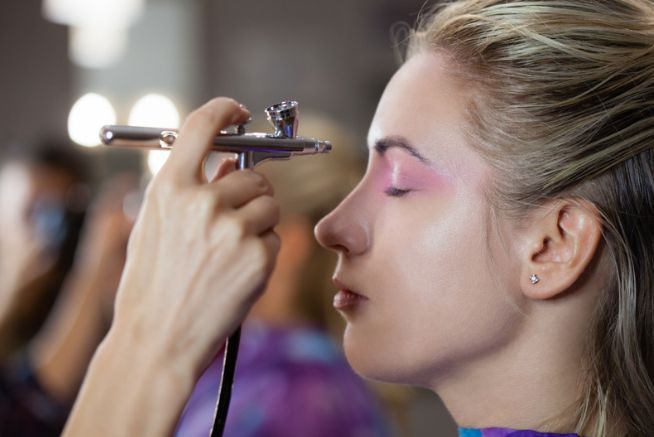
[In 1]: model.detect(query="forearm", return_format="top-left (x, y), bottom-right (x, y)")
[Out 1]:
top-left (0, 268), bottom-right (29, 361)
top-left (30, 266), bottom-right (108, 402)
top-left (63, 323), bottom-right (196, 437)
top-left (0, 266), bottom-right (21, 330)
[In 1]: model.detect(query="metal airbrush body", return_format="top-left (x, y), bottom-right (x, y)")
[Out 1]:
top-left (99, 100), bottom-right (330, 437)
top-left (99, 100), bottom-right (331, 168)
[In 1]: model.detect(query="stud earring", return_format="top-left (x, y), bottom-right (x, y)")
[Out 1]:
top-left (530, 274), bottom-right (540, 285)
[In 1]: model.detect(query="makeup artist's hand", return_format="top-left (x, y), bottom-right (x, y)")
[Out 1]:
top-left (114, 98), bottom-right (280, 372)
top-left (64, 98), bottom-right (281, 437)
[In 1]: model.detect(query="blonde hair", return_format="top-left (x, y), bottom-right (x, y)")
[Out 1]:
top-left (408, 1), bottom-right (654, 435)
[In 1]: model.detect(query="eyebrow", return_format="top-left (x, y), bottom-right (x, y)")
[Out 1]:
top-left (374, 136), bottom-right (432, 165)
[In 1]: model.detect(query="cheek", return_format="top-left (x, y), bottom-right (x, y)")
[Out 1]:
top-left (345, 191), bottom-right (524, 385)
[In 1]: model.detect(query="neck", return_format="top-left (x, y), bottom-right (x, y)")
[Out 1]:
top-left (432, 293), bottom-right (597, 432)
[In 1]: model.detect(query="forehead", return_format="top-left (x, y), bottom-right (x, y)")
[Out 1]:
top-left (368, 52), bottom-right (469, 150)
top-left (367, 52), bottom-right (487, 182)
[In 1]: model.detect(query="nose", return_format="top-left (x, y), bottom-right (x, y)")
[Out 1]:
top-left (314, 188), bottom-right (369, 257)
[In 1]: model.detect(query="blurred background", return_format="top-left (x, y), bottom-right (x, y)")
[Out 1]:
top-left (0, 0), bottom-right (458, 435)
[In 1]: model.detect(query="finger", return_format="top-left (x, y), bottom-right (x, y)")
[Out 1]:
top-left (209, 170), bottom-right (274, 209)
top-left (209, 157), bottom-right (237, 183)
top-left (234, 195), bottom-right (280, 235)
top-left (164, 98), bottom-right (251, 183)
top-left (260, 230), bottom-right (281, 275)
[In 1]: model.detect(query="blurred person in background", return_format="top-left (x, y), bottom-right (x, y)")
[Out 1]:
top-left (0, 142), bottom-right (89, 360)
top-left (0, 142), bottom-right (136, 435)
top-left (175, 116), bottom-right (391, 437)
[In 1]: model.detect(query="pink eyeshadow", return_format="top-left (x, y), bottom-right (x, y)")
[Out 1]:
top-left (377, 150), bottom-right (453, 193)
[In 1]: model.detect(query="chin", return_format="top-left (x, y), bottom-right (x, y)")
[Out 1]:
top-left (342, 325), bottom-right (428, 386)
top-left (342, 323), bottom-right (467, 389)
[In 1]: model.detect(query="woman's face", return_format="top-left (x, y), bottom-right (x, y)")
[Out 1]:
top-left (315, 52), bottom-right (525, 387)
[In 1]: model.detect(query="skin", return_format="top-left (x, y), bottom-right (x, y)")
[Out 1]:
top-left (315, 52), bottom-right (605, 431)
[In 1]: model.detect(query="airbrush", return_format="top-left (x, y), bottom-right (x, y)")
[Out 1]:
top-left (99, 100), bottom-right (331, 437)
top-left (100, 100), bottom-right (331, 167)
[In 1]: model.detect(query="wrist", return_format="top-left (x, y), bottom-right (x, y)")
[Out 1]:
top-left (65, 323), bottom-right (196, 437)
top-left (112, 274), bottom-right (228, 377)
top-left (70, 255), bottom-right (107, 285)
top-left (99, 321), bottom-right (197, 405)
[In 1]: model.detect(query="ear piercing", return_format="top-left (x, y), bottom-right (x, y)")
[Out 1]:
top-left (530, 274), bottom-right (540, 285)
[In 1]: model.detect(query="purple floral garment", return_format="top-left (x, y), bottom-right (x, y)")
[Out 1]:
top-left (175, 322), bottom-right (390, 437)
top-left (459, 427), bottom-right (580, 437)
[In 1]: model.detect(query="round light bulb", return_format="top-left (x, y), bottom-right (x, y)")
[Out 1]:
top-left (129, 94), bottom-right (181, 176)
top-left (43, 0), bottom-right (144, 27)
top-left (129, 94), bottom-right (180, 128)
top-left (69, 25), bottom-right (128, 69)
top-left (68, 93), bottom-right (116, 148)
top-left (147, 150), bottom-right (170, 176)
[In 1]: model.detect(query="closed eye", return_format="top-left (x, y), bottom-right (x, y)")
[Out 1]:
top-left (384, 187), bottom-right (412, 197)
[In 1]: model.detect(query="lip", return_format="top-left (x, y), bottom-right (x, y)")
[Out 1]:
top-left (331, 277), bottom-right (368, 310)
top-left (333, 290), bottom-right (366, 310)
top-left (332, 277), bottom-right (366, 297)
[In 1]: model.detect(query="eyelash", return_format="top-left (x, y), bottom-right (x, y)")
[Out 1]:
top-left (384, 187), bottom-right (412, 197)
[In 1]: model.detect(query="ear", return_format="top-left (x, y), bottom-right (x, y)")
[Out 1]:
top-left (518, 199), bottom-right (602, 300)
